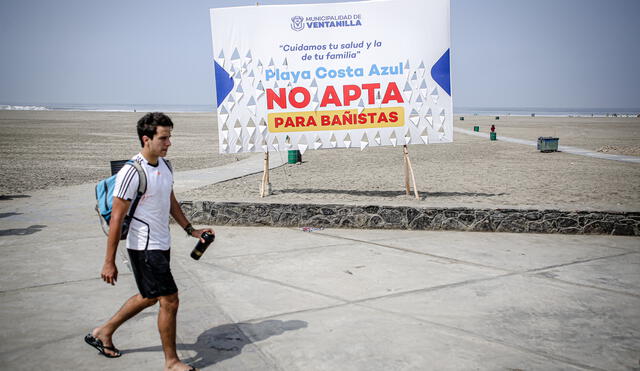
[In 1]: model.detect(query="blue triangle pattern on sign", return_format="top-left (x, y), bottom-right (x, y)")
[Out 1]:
top-left (215, 61), bottom-right (234, 106)
top-left (430, 49), bottom-right (450, 96)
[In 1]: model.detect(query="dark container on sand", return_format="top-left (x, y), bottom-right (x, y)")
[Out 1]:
top-left (288, 150), bottom-right (302, 164)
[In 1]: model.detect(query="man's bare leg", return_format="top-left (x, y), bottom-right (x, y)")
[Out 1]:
top-left (92, 294), bottom-right (158, 356)
top-left (158, 293), bottom-right (194, 371)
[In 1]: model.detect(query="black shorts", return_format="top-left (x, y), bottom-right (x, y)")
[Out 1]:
top-left (127, 249), bottom-right (178, 299)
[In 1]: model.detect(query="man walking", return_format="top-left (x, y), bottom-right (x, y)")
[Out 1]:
top-left (85, 112), bottom-right (212, 371)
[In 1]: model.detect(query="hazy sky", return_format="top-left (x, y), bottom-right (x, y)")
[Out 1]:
top-left (1, 0), bottom-right (639, 109)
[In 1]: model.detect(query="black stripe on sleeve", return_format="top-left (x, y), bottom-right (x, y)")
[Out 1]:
top-left (116, 165), bottom-right (138, 199)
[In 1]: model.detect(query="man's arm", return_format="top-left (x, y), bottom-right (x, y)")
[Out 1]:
top-left (102, 196), bottom-right (130, 285)
top-left (170, 190), bottom-right (213, 241)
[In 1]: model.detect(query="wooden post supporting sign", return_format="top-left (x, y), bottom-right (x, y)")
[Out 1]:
top-left (403, 145), bottom-right (420, 199)
top-left (260, 151), bottom-right (270, 197)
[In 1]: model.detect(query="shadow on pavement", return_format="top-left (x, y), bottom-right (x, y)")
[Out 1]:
top-left (123, 319), bottom-right (307, 368)
top-left (0, 224), bottom-right (47, 236)
top-left (0, 212), bottom-right (22, 219)
top-left (0, 195), bottom-right (31, 201)
top-left (278, 188), bottom-right (506, 198)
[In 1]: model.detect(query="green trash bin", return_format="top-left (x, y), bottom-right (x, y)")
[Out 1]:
top-left (288, 150), bottom-right (302, 164)
top-left (537, 137), bottom-right (559, 152)
top-left (473, 126), bottom-right (479, 132)
top-left (490, 132), bottom-right (497, 141)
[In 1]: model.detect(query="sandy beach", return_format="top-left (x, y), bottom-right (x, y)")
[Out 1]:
top-left (1, 111), bottom-right (638, 212)
top-left (181, 114), bottom-right (640, 212)
top-left (0, 110), bottom-right (251, 194)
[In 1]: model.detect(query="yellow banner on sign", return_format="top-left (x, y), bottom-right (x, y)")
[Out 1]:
top-left (268, 107), bottom-right (405, 133)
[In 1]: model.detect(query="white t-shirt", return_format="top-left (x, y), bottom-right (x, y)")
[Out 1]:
top-left (113, 153), bottom-right (174, 251)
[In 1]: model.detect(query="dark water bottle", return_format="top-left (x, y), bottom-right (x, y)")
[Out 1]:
top-left (190, 232), bottom-right (215, 260)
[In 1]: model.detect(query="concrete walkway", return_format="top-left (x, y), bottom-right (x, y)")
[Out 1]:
top-left (1, 163), bottom-right (639, 370)
top-left (173, 152), bottom-right (287, 193)
top-left (454, 127), bottom-right (640, 164)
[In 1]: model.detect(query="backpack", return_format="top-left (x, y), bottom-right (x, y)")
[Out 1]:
top-left (95, 160), bottom-right (147, 240)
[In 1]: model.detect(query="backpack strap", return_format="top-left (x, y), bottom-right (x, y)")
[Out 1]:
top-left (131, 161), bottom-right (147, 194)
top-left (126, 160), bottom-right (147, 218)
top-left (162, 158), bottom-right (173, 173)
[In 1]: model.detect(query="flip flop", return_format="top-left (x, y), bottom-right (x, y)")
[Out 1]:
top-left (84, 333), bottom-right (122, 358)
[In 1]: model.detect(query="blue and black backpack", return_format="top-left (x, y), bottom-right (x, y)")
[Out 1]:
top-left (95, 161), bottom-right (147, 240)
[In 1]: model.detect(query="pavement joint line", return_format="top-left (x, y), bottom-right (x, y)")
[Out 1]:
top-left (314, 232), bottom-right (513, 273)
top-left (526, 273), bottom-right (640, 299)
top-left (0, 274), bottom-right (132, 295)
top-left (196, 249), bottom-right (518, 310)
top-left (587, 244), bottom-right (640, 253)
top-left (356, 303), bottom-right (610, 371)
top-left (190, 249), bottom-right (639, 326)
top-left (520, 251), bottom-right (637, 276)
top-left (174, 256), bottom-right (284, 371)
top-left (0, 309), bottom-right (161, 360)
top-left (317, 232), bottom-right (640, 288)
top-left (203, 266), bottom-right (516, 324)
top-left (237, 302), bottom-right (356, 325)
top-left (0, 234), bottom-right (110, 249)
top-left (0, 266), bottom-right (613, 371)
top-left (352, 250), bottom-right (636, 303)
top-left (0, 330), bottom-right (83, 359)
top-left (194, 259), bottom-right (351, 304)
top-left (238, 281), bottom-right (609, 371)
top-left (208, 241), bottom-right (356, 261)
top-left (194, 240), bottom-right (637, 320)
top-left (349, 272), bottom-right (519, 306)
top-left (199, 259), bottom-right (511, 326)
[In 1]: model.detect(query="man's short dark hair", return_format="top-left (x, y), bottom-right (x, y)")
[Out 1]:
top-left (137, 112), bottom-right (174, 147)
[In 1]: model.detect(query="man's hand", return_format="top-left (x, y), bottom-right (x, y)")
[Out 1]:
top-left (191, 228), bottom-right (214, 243)
top-left (101, 261), bottom-right (118, 285)
top-left (103, 196), bottom-right (129, 286)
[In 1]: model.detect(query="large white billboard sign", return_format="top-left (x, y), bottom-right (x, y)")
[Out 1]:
top-left (210, 0), bottom-right (452, 154)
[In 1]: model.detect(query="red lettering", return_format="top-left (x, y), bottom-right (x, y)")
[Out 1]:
top-left (382, 82), bottom-right (403, 104)
top-left (290, 87), bottom-right (310, 109)
top-left (342, 85), bottom-right (361, 106)
top-left (267, 88), bottom-right (287, 109)
top-left (362, 83), bottom-right (380, 105)
top-left (378, 112), bottom-right (388, 123)
top-left (389, 111), bottom-right (398, 122)
top-left (331, 115), bottom-right (342, 125)
top-left (307, 116), bottom-right (317, 126)
top-left (321, 86), bottom-right (342, 107)
top-left (274, 117), bottom-right (284, 128)
top-left (321, 115), bottom-right (331, 125)
top-left (295, 116), bottom-right (305, 127)
top-left (284, 117), bottom-right (295, 127)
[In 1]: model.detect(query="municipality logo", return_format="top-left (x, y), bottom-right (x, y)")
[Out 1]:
top-left (290, 14), bottom-right (363, 31)
top-left (291, 16), bottom-right (304, 31)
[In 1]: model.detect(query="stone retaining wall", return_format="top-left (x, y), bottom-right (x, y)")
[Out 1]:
top-left (180, 201), bottom-right (640, 236)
